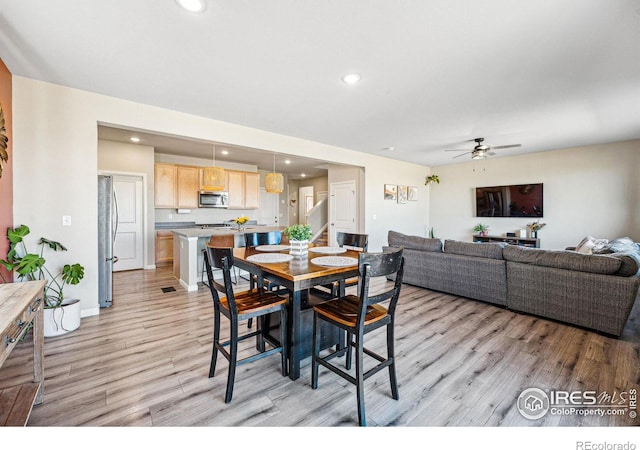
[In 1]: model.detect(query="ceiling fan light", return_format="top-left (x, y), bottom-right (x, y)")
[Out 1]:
top-left (472, 151), bottom-right (485, 160)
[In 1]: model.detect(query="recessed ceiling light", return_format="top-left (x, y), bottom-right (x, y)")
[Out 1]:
top-left (175, 0), bottom-right (206, 13)
top-left (342, 73), bottom-right (361, 85)
top-left (301, 173), bottom-right (306, 178)
top-left (382, 146), bottom-right (395, 151)
top-left (220, 149), bottom-right (229, 155)
top-left (284, 159), bottom-right (291, 164)
top-left (130, 137), bottom-right (141, 143)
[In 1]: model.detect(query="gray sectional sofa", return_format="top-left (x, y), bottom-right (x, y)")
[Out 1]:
top-left (385, 230), bottom-right (640, 336)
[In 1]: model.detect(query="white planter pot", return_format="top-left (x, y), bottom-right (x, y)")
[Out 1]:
top-left (44, 299), bottom-right (81, 337)
top-left (289, 239), bottom-right (309, 256)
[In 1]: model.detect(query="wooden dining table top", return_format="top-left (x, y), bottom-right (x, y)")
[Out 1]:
top-left (232, 245), bottom-right (361, 282)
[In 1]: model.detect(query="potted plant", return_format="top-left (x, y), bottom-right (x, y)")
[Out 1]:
top-left (425, 174), bottom-right (440, 185)
top-left (473, 223), bottom-right (490, 236)
top-left (283, 224), bottom-right (312, 256)
top-left (0, 225), bottom-right (85, 337)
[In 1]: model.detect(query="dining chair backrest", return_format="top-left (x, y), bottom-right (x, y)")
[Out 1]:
top-left (208, 233), bottom-right (235, 248)
top-left (204, 245), bottom-right (239, 315)
top-left (244, 231), bottom-right (283, 247)
top-left (355, 248), bottom-right (404, 326)
top-left (336, 232), bottom-right (369, 252)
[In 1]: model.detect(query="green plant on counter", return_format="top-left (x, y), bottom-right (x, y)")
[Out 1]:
top-left (283, 224), bottom-right (312, 242)
top-left (428, 227), bottom-right (436, 239)
top-left (0, 225), bottom-right (85, 308)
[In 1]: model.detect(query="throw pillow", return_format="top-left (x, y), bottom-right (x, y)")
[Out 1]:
top-left (593, 237), bottom-right (636, 255)
top-left (575, 235), bottom-right (609, 254)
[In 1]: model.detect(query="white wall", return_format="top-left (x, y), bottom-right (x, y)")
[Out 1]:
top-left (429, 140), bottom-right (640, 249)
top-left (12, 77), bottom-right (429, 317)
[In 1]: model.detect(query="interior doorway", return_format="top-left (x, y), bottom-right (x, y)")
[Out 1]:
top-left (329, 180), bottom-right (357, 246)
top-left (111, 174), bottom-right (144, 271)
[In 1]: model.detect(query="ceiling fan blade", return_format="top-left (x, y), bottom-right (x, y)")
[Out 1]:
top-left (444, 149), bottom-right (468, 152)
top-left (452, 152), bottom-right (471, 159)
top-left (487, 151), bottom-right (496, 156)
top-left (492, 144), bottom-right (521, 150)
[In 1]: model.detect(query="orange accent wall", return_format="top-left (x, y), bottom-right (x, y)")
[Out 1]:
top-left (0, 58), bottom-right (13, 282)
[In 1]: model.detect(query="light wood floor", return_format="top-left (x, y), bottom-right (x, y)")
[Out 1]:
top-left (1, 265), bottom-right (638, 427)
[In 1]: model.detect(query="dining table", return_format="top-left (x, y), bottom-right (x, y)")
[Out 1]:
top-left (232, 244), bottom-right (362, 380)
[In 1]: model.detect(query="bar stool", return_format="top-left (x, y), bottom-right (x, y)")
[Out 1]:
top-left (311, 248), bottom-right (405, 426)
top-left (204, 245), bottom-right (288, 403)
top-left (201, 234), bottom-right (237, 287)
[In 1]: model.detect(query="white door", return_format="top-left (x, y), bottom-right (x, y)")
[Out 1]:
top-left (329, 180), bottom-right (357, 246)
top-left (258, 188), bottom-right (279, 227)
top-left (113, 175), bottom-right (144, 271)
top-left (299, 186), bottom-right (314, 224)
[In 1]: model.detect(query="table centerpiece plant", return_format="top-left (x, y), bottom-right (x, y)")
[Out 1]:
top-left (283, 224), bottom-right (312, 256)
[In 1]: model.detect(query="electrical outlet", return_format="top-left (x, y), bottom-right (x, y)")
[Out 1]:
top-left (62, 215), bottom-right (72, 226)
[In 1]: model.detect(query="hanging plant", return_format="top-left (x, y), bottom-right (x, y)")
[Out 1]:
top-left (425, 174), bottom-right (440, 185)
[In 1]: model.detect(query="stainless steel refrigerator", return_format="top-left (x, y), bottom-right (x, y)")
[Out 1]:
top-left (98, 175), bottom-right (119, 308)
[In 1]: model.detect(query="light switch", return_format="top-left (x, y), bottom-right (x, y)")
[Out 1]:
top-left (62, 215), bottom-right (72, 226)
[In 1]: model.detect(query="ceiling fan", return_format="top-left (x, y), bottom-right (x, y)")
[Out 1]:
top-left (444, 137), bottom-right (521, 160)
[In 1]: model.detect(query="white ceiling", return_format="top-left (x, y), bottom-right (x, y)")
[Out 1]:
top-left (1, 0), bottom-right (639, 169)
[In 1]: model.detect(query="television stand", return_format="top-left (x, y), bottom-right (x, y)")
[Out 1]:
top-left (473, 234), bottom-right (539, 248)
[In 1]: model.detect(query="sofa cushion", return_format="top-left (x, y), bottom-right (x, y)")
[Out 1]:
top-left (444, 239), bottom-right (504, 260)
top-left (503, 245), bottom-right (621, 275)
top-left (387, 230), bottom-right (442, 252)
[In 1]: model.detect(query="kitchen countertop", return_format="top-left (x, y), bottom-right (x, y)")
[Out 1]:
top-left (171, 226), bottom-right (282, 239)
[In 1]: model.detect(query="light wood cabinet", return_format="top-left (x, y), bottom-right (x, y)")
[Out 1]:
top-left (155, 231), bottom-right (174, 264)
top-left (177, 166), bottom-right (198, 208)
top-left (154, 163), bottom-right (177, 208)
top-left (154, 163), bottom-right (199, 209)
top-left (227, 170), bottom-right (259, 209)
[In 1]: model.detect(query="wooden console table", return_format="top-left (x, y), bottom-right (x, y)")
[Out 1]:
top-left (0, 281), bottom-right (46, 426)
top-left (473, 234), bottom-right (539, 248)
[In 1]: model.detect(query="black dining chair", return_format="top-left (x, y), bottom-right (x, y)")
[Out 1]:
top-left (243, 230), bottom-right (288, 315)
top-left (243, 231), bottom-right (283, 248)
top-left (311, 247), bottom-right (404, 426)
top-left (204, 245), bottom-right (288, 403)
top-left (313, 232), bottom-right (369, 299)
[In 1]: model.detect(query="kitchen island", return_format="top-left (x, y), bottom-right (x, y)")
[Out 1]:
top-left (172, 226), bottom-right (284, 291)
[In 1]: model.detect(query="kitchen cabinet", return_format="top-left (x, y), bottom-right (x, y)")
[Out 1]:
top-left (154, 163), bottom-right (199, 209)
top-left (227, 170), bottom-right (259, 209)
top-left (155, 231), bottom-right (174, 264)
top-left (154, 163), bottom-right (177, 208)
top-left (177, 166), bottom-right (198, 208)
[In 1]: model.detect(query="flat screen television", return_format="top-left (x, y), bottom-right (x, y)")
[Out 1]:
top-left (475, 183), bottom-right (543, 217)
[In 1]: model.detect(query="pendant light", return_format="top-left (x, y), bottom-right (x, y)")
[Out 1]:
top-left (265, 153), bottom-right (284, 194)
top-left (201, 144), bottom-right (225, 191)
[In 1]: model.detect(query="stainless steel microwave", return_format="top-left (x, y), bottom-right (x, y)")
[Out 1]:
top-left (198, 191), bottom-right (228, 208)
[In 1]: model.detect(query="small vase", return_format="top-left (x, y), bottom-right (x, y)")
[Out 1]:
top-left (289, 239), bottom-right (309, 256)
